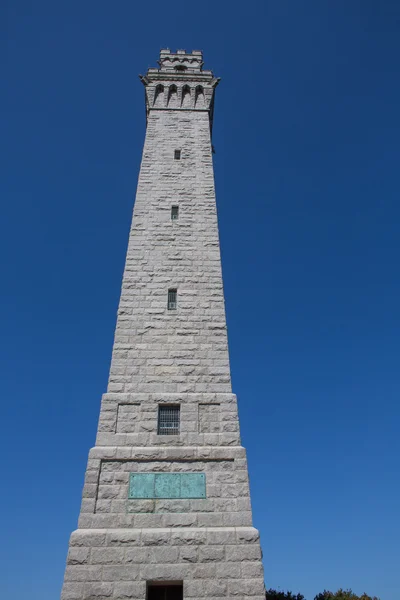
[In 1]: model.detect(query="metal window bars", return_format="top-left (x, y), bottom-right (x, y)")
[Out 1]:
top-left (168, 288), bottom-right (177, 310)
top-left (158, 405), bottom-right (180, 435)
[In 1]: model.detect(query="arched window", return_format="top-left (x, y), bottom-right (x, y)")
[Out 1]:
top-left (168, 84), bottom-right (178, 108)
top-left (195, 85), bottom-right (205, 108)
top-left (181, 85), bottom-right (191, 108)
top-left (153, 84), bottom-right (164, 107)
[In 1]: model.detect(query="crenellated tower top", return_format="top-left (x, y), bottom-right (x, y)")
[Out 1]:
top-left (158, 49), bottom-right (204, 73)
top-left (139, 49), bottom-right (220, 128)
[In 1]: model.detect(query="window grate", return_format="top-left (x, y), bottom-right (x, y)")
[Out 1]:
top-left (167, 288), bottom-right (177, 310)
top-left (171, 206), bottom-right (179, 221)
top-left (158, 405), bottom-right (180, 435)
top-left (174, 149), bottom-right (181, 160)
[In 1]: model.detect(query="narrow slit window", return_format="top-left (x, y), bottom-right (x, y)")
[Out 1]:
top-left (158, 405), bottom-right (180, 435)
top-left (168, 288), bottom-right (177, 310)
top-left (174, 149), bottom-right (181, 160)
top-left (171, 206), bottom-right (179, 221)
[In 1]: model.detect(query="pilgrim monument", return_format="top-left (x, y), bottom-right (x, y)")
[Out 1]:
top-left (61, 49), bottom-right (265, 600)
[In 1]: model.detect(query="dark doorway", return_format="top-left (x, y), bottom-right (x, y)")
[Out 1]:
top-left (147, 584), bottom-right (183, 600)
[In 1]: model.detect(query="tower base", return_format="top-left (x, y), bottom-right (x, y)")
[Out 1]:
top-left (61, 526), bottom-right (265, 599)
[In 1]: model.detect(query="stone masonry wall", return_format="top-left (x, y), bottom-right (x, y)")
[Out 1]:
top-left (61, 51), bottom-right (265, 600)
top-left (107, 110), bottom-right (231, 396)
top-left (76, 445), bottom-right (253, 531)
top-left (63, 527), bottom-right (264, 600)
top-left (96, 392), bottom-right (240, 447)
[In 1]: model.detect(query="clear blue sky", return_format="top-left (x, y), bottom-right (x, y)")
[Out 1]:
top-left (2, 2), bottom-right (400, 599)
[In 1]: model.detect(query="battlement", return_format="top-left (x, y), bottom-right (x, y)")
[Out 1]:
top-left (145, 48), bottom-right (213, 78)
top-left (158, 48), bottom-right (204, 73)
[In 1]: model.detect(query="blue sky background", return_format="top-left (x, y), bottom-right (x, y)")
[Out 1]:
top-left (2, 2), bottom-right (400, 599)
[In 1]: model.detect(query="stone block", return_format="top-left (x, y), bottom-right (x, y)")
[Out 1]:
top-left (192, 563), bottom-right (216, 578)
top-left (226, 511), bottom-right (253, 527)
top-left (124, 547), bottom-right (151, 564)
top-left (161, 513), bottom-right (197, 528)
top-left (242, 561), bottom-right (264, 578)
top-left (95, 500), bottom-right (112, 513)
top-left (140, 563), bottom-right (190, 581)
top-left (226, 544), bottom-right (262, 562)
top-left (197, 513), bottom-right (224, 527)
top-left (236, 527), bottom-right (260, 544)
top-left (67, 547), bottom-right (90, 565)
top-left (228, 578), bottom-right (265, 596)
top-left (102, 566), bottom-right (139, 582)
top-left (132, 513), bottom-right (164, 528)
top-left (206, 527), bottom-right (236, 545)
top-left (64, 566), bottom-right (102, 582)
top-left (179, 546), bottom-right (198, 563)
top-left (70, 530), bottom-right (106, 547)
top-left (170, 528), bottom-right (207, 546)
top-left (141, 528), bottom-right (171, 546)
top-left (204, 580), bottom-right (228, 597)
top-left (106, 530), bottom-right (141, 546)
top-left (113, 582), bottom-right (146, 599)
top-left (215, 561), bottom-right (242, 578)
top-left (198, 546), bottom-right (224, 562)
top-left (91, 548), bottom-right (125, 565)
top-left (83, 582), bottom-right (113, 598)
top-left (148, 546), bottom-right (179, 564)
top-left (61, 582), bottom-right (84, 600)
top-left (77, 514), bottom-right (93, 528)
top-left (82, 484), bottom-right (97, 499)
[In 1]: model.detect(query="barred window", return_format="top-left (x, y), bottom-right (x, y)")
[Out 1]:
top-left (174, 149), bottom-right (181, 160)
top-left (158, 405), bottom-right (180, 435)
top-left (171, 206), bottom-right (179, 221)
top-left (167, 288), bottom-right (177, 310)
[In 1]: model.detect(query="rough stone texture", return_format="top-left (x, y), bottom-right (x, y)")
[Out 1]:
top-left (64, 528), bottom-right (264, 599)
top-left (107, 108), bottom-right (230, 396)
top-left (61, 49), bottom-right (265, 599)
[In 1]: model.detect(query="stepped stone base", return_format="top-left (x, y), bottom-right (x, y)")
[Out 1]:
top-left (62, 527), bottom-right (265, 600)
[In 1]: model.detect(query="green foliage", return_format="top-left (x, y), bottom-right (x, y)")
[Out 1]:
top-left (314, 589), bottom-right (380, 600)
top-left (264, 587), bottom-right (380, 600)
top-left (265, 589), bottom-right (305, 600)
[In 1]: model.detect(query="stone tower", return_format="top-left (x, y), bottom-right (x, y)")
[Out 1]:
top-left (61, 49), bottom-right (265, 600)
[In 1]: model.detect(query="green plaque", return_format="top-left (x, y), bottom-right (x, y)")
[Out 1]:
top-left (129, 473), bottom-right (155, 498)
top-left (128, 472), bottom-right (206, 499)
top-left (155, 473), bottom-right (181, 498)
top-left (181, 473), bottom-right (206, 498)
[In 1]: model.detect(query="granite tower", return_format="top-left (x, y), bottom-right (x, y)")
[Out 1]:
top-left (61, 49), bottom-right (265, 600)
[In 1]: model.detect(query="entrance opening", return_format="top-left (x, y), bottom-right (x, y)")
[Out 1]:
top-left (147, 583), bottom-right (183, 600)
